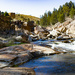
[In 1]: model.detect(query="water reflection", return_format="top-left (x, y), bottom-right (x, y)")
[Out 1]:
top-left (19, 54), bottom-right (75, 75)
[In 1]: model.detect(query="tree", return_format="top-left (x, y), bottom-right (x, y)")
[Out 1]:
top-left (63, 5), bottom-right (70, 17)
top-left (40, 15), bottom-right (44, 26)
top-left (65, 2), bottom-right (69, 7)
top-left (48, 11), bottom-right (51, 16)
top-left (70, 6), bottom-right (75, 19)
top-left (36, 20), bottom-right (40, 25)
top-left (4, 12), bottom-right (9, 16)
top-left (50, 9), bottom-right (58, 25)
top-left (40, 1), bottom-right (75, 26)
top-left (58, 6), bottom-right (63, 12)
top-left (69, 1), bottom-right (73, 9)
top-left (58, 13), bottom-right (65, 23)
top-left (1, 12), bottom-right (4, 15)
top-left (47, 11), bottom-right (51, 25)
top-left (44, 12), bottom-right (48, 25)
top-left (40, 13), bottom-right (48, 26)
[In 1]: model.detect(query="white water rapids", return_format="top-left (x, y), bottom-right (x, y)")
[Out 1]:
top-left (34, 40), bottom-right (75, 52)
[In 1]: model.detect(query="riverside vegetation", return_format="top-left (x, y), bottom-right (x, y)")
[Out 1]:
top-left (40, 1), bottom-right (75, 26)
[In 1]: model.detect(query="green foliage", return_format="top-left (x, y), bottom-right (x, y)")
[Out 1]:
top-left (63, 5), bottom-right (70, 16)
top-left (4, 12), bottom-right (9, 16)
top-left (36, 20), bottom-right (40, 25)
top-left (40, 1), bottom-right (75, 26)
top-left (40, 16), bottom-right (44, 26)
top-left (69, 1), bottom-right (73, 9)
top-left (58, 13), bottom-right (65, 23)
top-left (58, 6), bottom-right (63, 13)
top-left (40, 13), bottom-right (48, 26)
top-left (50, 9), bottom-right (58, 25)
top-left (40, 11), bottom-right (51, 26)
top-left (70, 6), bottom-right (75, 19)
top-left (13, 65), bottom-right (18, 67)
top-left (15, 14), bottom-right (40, 22)
top-left (1, 12), bottom-right (4, 15)
top-left (43, 13), bottom-right (48, 25)
top-left (47, 11), bottom-right (51, 25)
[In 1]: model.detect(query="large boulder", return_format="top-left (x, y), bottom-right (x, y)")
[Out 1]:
top-left (65, 20), bottom-right (75, 35)
top-left (67, 25), bottom-right (75, 34)
top-left (69, 34), bottom-right (75, 38)
top-left (21, 34), bottom-right (29, 42)
top-left (52, 18), bottom-right (73, 34)
top-left (14, 34), bottom-right (29, 43)
top-left (50, 30), bottom-right (61, 37)
top-left (0, 54), bottom-right (17, 68)
top-left (38, 32), bottom-right (49, 40)
top-left (15, 36), bottom-right (22, 40)
top-left (56, 35), bottom-right (72, 40)
top-left (58, 26), bottom-right (67, 33)
top-left (34, 26), bottom-right (50, 40)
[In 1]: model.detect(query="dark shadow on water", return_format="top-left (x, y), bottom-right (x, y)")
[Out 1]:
top-left (19, 54), bottom-right (75, 75)
top-left (34, 61), bottom-right (75, 75)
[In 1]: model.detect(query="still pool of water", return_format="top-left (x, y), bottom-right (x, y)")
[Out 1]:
top-left (19, 53), bottom-right (75, 75)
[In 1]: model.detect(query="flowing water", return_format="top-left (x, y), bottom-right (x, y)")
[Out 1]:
top-left (19, 53), bottom-right (75, 75)
top-left (19, 40), bottom-right (75, 75)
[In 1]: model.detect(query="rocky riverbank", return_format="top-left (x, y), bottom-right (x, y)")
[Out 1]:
top-left (0, 44), bottom-right (57, 68)
top-left (0, 42), bottom-right (67, 75)
top-left (0, 17), bottom-right (75, 75)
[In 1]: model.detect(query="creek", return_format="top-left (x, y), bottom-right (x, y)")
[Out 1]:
top-left (19, 40), bottom-right (75, 75)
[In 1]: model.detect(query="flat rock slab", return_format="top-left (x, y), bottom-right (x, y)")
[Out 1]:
top-left (14, 53), bottom-right (32, 65)
top-left (0, 54), bottom-right (17, 68)
top-left (0, 54), bottom-right (17, 62)
top-left (0, 67), bottom-right (35, 75)
top-left (32, 45), bottom-right (56, 54)
top-left (0, 44), bottom-right (56, 68)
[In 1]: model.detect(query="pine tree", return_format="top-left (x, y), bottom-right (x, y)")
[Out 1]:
top-left (44, 13), bottom-right (48, 25)
top-left (40, 15), bottom-right (45, 26)
top-left (69, 1), bottom-right (73, 9)
top-left (50, 9), bottom-right (58, 25)
top-left (63, 5), bottom-right (70, 17)
top-left (58, 13), bottom-right (65, 23)
top-left (70, 6), bottom-right (75, 19)
top-left (40, 13), bottom-right (48, 26)
top-left (40, 1), bottom-right (75, 26)
top-left (36, 20), bottom-right (40, 25)
top-left (47, 11), bottom-right (51, 25)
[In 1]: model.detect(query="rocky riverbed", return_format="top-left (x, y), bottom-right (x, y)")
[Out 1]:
top-left (19, 53), bottom-right (75, 75)
top-left (0, 42), bottom-right (59, 75)
top-left (0, 39), bottom-right (75, 75)
top-left (0, 44), bottom-right (57, 68)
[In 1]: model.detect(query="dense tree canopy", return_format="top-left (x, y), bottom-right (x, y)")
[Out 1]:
top-left (70, 6), bottom-right (75, 19)
top-left (40, 1), bottom-right (75, 26)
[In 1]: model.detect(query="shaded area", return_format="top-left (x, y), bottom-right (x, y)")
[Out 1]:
top-left (19, 54), bottom-right (75, 75)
